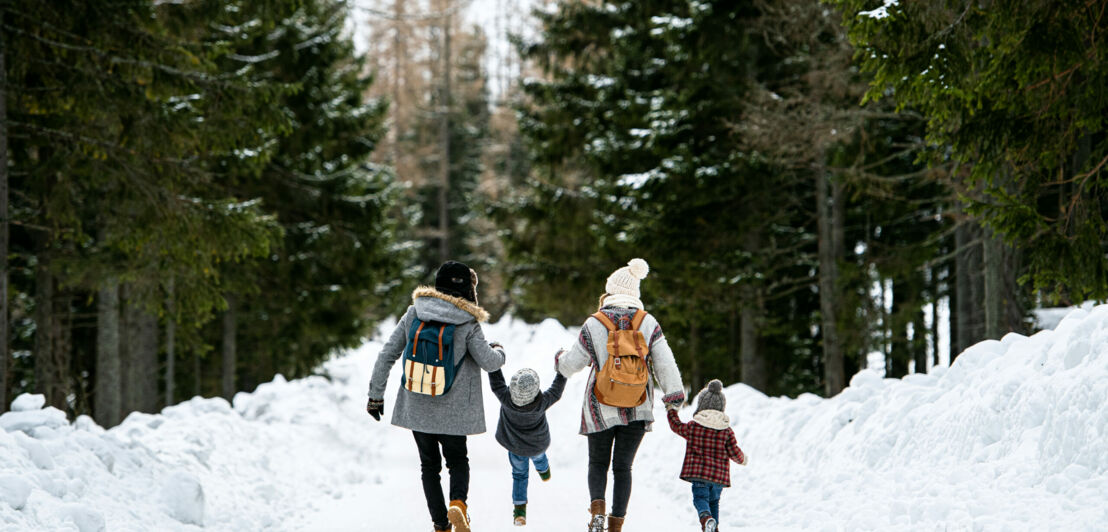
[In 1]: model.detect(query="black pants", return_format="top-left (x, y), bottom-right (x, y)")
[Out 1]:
top-left (587, 421), bottom-right (647, 518)
top-left (413, 431), bottom-right (469, 529)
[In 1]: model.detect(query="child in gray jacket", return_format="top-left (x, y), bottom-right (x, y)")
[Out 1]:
top-left (487, 366), bottom-right (567, 526)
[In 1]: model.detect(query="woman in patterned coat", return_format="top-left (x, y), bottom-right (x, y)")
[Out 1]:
top-left (555, 258), bottom-right (686, 532)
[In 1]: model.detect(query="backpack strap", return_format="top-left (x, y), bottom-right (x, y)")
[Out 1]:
top-left (407, 320), bottom-right (426, 392)
top-left (437, 324), bottom-right (446, 361)
top-left (591, 311), bottom-right (617, 331)
top-left (631, 310), bottom-right (648, 358)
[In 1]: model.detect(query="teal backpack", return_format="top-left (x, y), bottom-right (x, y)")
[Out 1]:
top-left (401, 318), bottom-right (462, 396)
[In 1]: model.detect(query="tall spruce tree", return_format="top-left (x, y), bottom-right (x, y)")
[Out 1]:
top-left (208, 0), bottom-right (411, 394)
top-left (830, 0), bottom-right (1108, 304)
top-left (510, 0), bottom-right (823, 393)
top-left (4, 0), bottom-right (287, 416)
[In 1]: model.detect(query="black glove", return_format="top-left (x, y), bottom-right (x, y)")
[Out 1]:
top-left (367, 398), bottom-right (385, 421)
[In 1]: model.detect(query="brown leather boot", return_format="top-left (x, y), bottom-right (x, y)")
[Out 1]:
top-left (587, 499), bottom-right (606, 532)
top-left (448, 499), bottom-right (470, 532)
top-left (608, 515), bottom-right (625, 532)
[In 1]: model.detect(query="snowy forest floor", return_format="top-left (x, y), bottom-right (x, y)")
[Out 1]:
top-left (2, 308), bottom-right (1108, 531)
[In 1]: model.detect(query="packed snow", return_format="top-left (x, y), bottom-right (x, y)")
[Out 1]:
top-left (2, 305), bottom-right (1107, 531)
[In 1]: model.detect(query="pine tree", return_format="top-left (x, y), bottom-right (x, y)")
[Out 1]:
top-left (511, 0), bottom-right (818, 393)
top-left (830, 0), bottom-right (1108, 303)
top-left (5, 0), bottom-right (289, 417)
top-left (207, 0), bottom-right (412, 393)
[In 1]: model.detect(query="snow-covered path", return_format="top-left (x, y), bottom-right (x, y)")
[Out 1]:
top-left (285, 318), bottom-right (696, 532)
top-left (2, 308), bottom-right (1108, 531)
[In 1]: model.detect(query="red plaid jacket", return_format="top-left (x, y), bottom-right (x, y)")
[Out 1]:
top-left (667, 409), bottom-right (745, 487)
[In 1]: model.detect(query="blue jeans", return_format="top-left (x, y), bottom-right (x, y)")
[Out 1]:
top-left (508, 451), bottom-right (550, 505)
top-left (691, 480), bottom-right (724, 522)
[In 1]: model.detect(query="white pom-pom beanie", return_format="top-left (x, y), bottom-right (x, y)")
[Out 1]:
top-left (602, 258), bottom-right (650, 309)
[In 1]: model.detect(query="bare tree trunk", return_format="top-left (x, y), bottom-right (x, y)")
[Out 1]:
top-left (912, 296), bottom-right (927, 373)
top-left (1004, 246), bottom-right (1024, 333)
top-left (165, 278), bottom-right (175, 406)
top-left (0, 18), bottom-right (9, 412)
top-left (193, 347), bottom-right (202, 398)
top-left (887, 279), bottom-right (909, 379)
top-left (727, 303), bottom-right (738, 383)
top-left (123, 291), bottom-right (158, 413)
top-left (817, 169), bottom-right (845, 396)
top-left (95, 279), bottom-right (121, 426)
top-left (983, 229), bottom-right (1004, 340)
top-left (120, 284), bottom-right (133, 414)
top-left (739, 287), bottom-right (767, 392)
top-left (34, 255), bottom-right (64, 409)
top-left (948, 260), bottom-right (958, 363)
top-left (930, 268), bottom-right (940, 368)
top-left (139, 309), bottom-right (158, 411)
top-left (221, 294), bottom-right (236, 400)
top-left (390, 0), bottom-right (406, 166)
top-left (954, 218), bottom-right (984, 358)
top-left (437, 7), bottom-right (453, 262)
top-left (56, 294), bottom-right (72, 406)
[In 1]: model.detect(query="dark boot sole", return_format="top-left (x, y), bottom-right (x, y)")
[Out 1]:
top-left (588, 515), bottom-right (605, 532)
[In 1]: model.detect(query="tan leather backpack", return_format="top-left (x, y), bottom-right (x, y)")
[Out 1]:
top-left (592, 310), bottom-right (650, 408)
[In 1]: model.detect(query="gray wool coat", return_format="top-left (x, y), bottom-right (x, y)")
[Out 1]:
top-left (367, 287), bottom-right (506, 436)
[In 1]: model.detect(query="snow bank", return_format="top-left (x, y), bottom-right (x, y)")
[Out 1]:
top-left (1, 306), bottom-right (1106, 531)
top-left (0, 339), bottom-right (390, 530)
top-left (638, 304), bottom-right (1108, 530)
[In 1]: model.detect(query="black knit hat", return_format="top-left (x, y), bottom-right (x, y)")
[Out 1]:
top-left (435, 261), bottom-right (478, 303)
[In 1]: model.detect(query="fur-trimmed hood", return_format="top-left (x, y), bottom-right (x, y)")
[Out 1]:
top-left (412, 286), bottom-right (490, 323)
top-left (692, 409), bottom-right (730, 430)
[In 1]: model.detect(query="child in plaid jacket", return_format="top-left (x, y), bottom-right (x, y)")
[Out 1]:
top-left (666, 379), bottom-right (746, 532)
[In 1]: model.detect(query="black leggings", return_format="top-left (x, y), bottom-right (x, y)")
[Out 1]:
top-left (587, 421), bottom-right (647, 518)
top-left (413, 431), bottom-right (469, 529)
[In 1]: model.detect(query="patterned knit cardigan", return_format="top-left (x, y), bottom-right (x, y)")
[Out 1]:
top-left (556, 306), bottom-right (686, 434)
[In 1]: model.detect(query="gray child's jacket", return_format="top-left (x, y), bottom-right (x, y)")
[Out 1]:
top-left (488, 369), bottom-right (567, 457)
top-left (367, 287), bottom-right (506, 436)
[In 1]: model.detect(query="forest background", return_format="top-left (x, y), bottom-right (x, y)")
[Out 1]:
top-left (2, 0), bottom-right (1105, 426)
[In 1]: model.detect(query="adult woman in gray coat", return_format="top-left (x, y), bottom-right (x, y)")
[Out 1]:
top-left (367, 261), bottom-right (506, 532)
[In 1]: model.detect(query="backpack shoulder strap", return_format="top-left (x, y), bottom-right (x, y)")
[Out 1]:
top-left (409, 318), bottom-right (426, 345)
top-left (591, 311), bottom-right (617, 331)
top-left (630, 310), bottom-right (647, 330)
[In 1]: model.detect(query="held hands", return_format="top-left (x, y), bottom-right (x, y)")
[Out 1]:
top-left (661, 392), bottom-right (686, 410)
top-left (489, 341), bottom-right (504, 352)
top-left (367, 398), bottom-right (385, 421)
top-left (554, 348), bottom-right (565, 369)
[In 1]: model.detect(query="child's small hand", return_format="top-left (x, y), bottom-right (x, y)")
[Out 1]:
top-left (554, 348), bottom-right (565, 367)
top-left (665, 403), bottom-right (679, 412)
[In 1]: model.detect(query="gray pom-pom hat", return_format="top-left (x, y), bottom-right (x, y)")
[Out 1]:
top-left (694, 379), bottom-right (726, 414)
top-left (510, 368), bottom-right (541, 406)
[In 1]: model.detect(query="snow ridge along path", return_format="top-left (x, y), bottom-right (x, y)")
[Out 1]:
top-left (2, 307), bottom-right (1107, 531)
